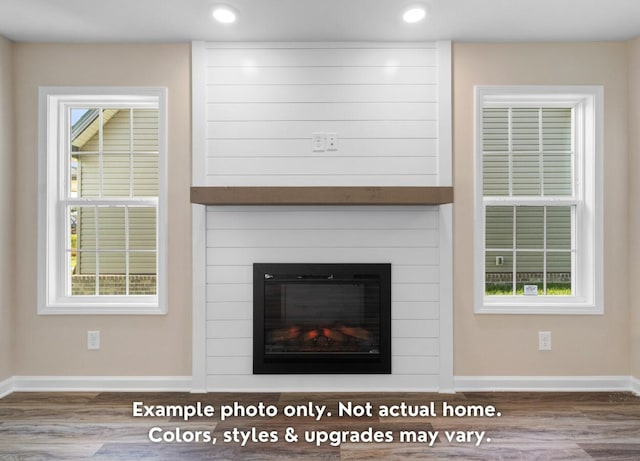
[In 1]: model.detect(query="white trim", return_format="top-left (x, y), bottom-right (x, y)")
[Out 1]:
top-left (10, 376), bottom-right (191, 393)
top-left (436, 40), bottom-right (454, 393)
top-left (37, 86), bottom-right (168, 315)
top-left (474, 85), bottom-right (604, 315)
top-left (437, 40), bottom-right (452, 186)
top-left (191, 41), bottom-right (208, 392)
top-left (191, 204), bottom-right (208, 393)
top-left (2, 375), bottom-right (636, 396)
top-left (455, 375), bottom-right (632, 393)
top-left (203, 42), bottom-right (438, 50)
top-left (0, 376), bottom-right (14, 399)
top-left (191, 42), bottom-right (207, 187)
top-left (439, 205), bottom-right (454, 393)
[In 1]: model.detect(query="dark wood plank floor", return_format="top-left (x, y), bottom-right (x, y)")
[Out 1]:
top-left (1, 391), bottom-right (640, 460)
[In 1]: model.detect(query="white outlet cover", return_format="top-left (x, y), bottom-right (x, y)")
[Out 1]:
top-left (326, 132), bottom-right (338, 151)
top-left (312, 132), bottom-right (325, 152)
top-left (87, 330), bottom-right (100, 350)
top-left (539, 331), bottom-right (552, 351)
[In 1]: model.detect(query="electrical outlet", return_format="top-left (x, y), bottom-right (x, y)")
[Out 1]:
top-left (538, 331), bottom-right (551, 351)
top-left (312, 132), bottom-right (325, 152)
top-left (326, 132), bottom-right (338, 151)
top-left (87, 330), bottom-right (100, 350)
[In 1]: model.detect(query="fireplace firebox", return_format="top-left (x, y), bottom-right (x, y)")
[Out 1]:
top-left (253, 263), bottom-right (391, 374)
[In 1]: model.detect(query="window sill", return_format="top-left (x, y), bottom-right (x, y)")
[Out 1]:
top-left (476, 298), bottom-right (603, 315)
top-left (39, 299), bottom-right (166, 315)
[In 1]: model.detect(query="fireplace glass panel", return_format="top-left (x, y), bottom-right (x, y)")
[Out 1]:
top-left (264, 280), bottom-right (381, 356)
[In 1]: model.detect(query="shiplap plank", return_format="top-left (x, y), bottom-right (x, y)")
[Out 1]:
top-left (206, 47), bottom-right (437, 67)
top-left (206, 102), bottom-right (437, 122)
top-left (207, 157), bottom-right (437, 176)
top-left (393, 356), bottom-right (439, 375)
top-left (207, 120), bottom-right (437, 140)
top-left (392, 266), bottom-right (440, 284)
top-left (207, 138), bottom-right (438, 158)
top-left (206, 229), bottom-right (438, 248)
top-left (207, 84), bottom-right (437, 103)
top-left (393, 301), bottom-right (440, 320)
top-left (207, 284), bottom-right (251, 302)
top-left (392, 320), bottom-right (439, 338)
top-left (204, 175), bottom-right (438, 187)
top-left (393, 338), bottom-right (439, 356)
top-left (207, 67), bottom-right (437, 86)
top-left (206, 207), bottom-right (439, 230)
top-left (206, 302), bottom-right (252, 320)
top-left (207, 357), bottom-right (251, 375)
top-left (207, 265), bottom-right (254, 283)
top-left (393, 284), bottom-right (440, 302)
top-left (207, 320), bottom-right (251, 338)
top-left (207, 338), bottom-right (252, 357)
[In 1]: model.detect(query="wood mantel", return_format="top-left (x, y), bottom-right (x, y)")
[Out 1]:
top-left (190, 186), bottom-right (453, 206)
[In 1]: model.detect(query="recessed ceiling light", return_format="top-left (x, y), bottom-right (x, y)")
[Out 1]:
top-left (213, 6), bottom-right (237, 24)
top-left (403, 6), bottom-right (427, 23)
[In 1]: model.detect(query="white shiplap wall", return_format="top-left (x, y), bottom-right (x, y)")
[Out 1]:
top-left (191, 41), bottom-right (452, 392)
top-left (205, 206), bottom-right (441, 391)
top-left (199, 42), bottom-right (440, 186)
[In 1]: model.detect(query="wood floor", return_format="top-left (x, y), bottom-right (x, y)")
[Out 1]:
top-left (1, 391), bottom-right (640, 460)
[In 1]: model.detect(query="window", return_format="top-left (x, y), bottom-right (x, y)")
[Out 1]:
top-left (474, 86), bottom-right (603, 314)
top-left (38, 87), bottom-right (167, 314)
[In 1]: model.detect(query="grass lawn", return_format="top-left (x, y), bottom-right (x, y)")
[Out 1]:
top-left (486, 283), bottom-right (571, 296)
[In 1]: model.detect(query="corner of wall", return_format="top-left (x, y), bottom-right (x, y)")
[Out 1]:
top-left (0, 34), bottom-right (16, 383)
top-left (628, 36), bottom-right (640, 381)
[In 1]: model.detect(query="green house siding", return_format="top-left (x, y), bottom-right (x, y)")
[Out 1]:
top-left (482, 106), bottom-right (574, 293)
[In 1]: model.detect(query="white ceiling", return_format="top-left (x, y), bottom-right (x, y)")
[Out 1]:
top-left (1, 0), bottom-right (639, 43)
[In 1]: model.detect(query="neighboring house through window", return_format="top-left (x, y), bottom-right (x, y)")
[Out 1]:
top-left (38, 87), bottom-right (167, 314)
top-left (474, 86), bottom-right (603, 314)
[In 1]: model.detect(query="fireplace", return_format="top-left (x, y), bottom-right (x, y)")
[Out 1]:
top-left (253, 263), bottom-right (391, 374)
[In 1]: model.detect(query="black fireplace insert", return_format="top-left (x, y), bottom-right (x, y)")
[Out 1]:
top-left (253, 263), bottom-right (391, 374)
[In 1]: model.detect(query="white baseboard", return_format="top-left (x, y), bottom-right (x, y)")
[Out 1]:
top-left (3, 375), bottom-right (639, 397)
top-left (455, 375), bottom-right (633, 392)
top-left (0, 376), bottom-right (14, 399)
top-left (9, 376), bottom-right (192, 393)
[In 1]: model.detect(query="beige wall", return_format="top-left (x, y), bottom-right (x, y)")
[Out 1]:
top-left (13, 44), bottom-right (192, 376)
top-left (4, 40), bottom-right (637, 382)
top-left (0, 36), bottom-right (14, 382)
top-left (629, 37), bottom-right (640, 380)
top-left (453, 42), bottom-right (630, 376)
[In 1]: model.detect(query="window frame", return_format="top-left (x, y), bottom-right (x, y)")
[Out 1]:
top-left (38, 87), bottom-right (168, 315)
top-left (474, 85), bottom-right (603, 315)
